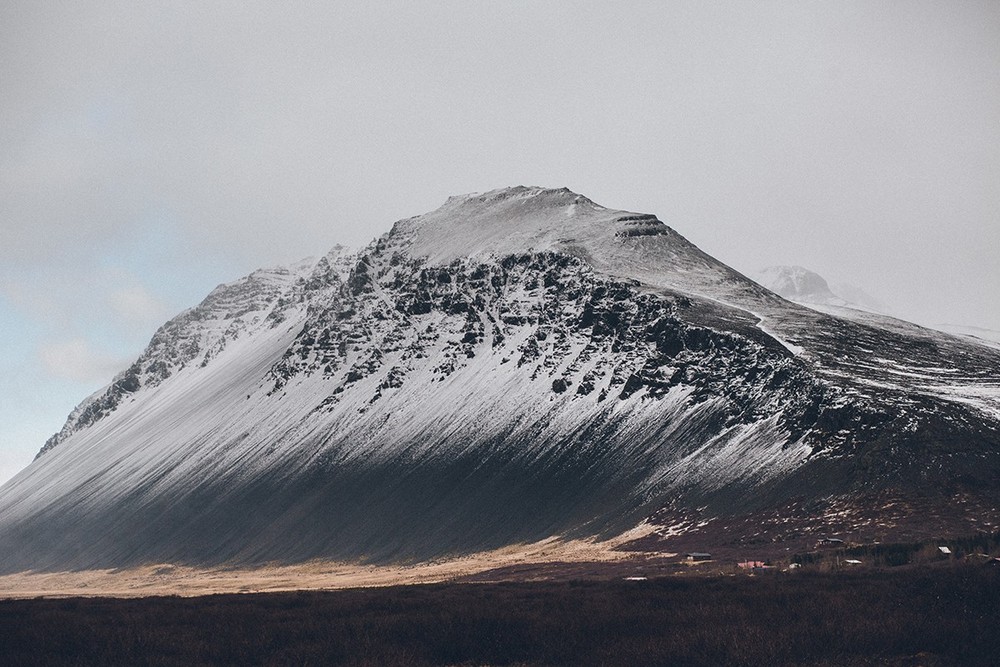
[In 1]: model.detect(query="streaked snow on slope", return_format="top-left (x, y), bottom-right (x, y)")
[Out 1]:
top-left (1, 187), bottom-right (999, 572)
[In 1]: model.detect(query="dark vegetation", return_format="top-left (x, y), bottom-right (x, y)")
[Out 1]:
top-left (792, 530), bottom-right (1000, 569)
top-left (2, 565), bottom-right (998, 666)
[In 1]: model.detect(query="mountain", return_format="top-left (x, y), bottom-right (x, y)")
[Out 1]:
top-left (1, 186), bottom-right (999, 574)
top-left (756, 263), bottom-right (996, 350)
top-left (754, 265), bottom-right (847, 307)
top-left (927, 324), bottom-right (1000, 350)
top-left (753, 265), bottom-right (891, 316)
top-left (827, 281), bottom-right (889, 314)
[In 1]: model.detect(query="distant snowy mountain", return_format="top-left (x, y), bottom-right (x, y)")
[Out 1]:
top-left (753, 264), bottom-right (891, 315)
top-left (1, 186), bottom-right (999, 573)
top-left (931, 323), bottom-right (1000, 350)
top-left (827, 281), bottom-right (889, 314)
top-left (754, 265), bottom-right (847, 307)
top-left (753, 265), bottom-right (999, 351)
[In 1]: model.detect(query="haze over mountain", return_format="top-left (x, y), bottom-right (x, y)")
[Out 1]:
top-left (756, 264), bottom-right (1000, 349)
top-left (1, 187), bottom-right (998, 574)
top-left (754, 265), bottom-right (888, 313)
top-left (4, 1), bottom-right (1000, 499)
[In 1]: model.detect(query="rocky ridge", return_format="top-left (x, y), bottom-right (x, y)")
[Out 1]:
top-left (2, 187), bottom-right (999, 572)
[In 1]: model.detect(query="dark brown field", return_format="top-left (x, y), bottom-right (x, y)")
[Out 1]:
top-left (1, 563), bottom-right (998, 666)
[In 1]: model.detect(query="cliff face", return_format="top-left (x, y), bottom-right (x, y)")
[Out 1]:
top-left (2, 187), bottom-right (998, 573)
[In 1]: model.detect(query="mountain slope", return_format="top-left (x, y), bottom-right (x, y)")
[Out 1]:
top-left (1, 187), bottom-right (999, 573)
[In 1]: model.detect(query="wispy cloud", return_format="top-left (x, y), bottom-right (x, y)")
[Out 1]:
top-left (2, 1), bottom-right (997, 331)
top-left (105, 279), bottom-right (171, 335)
top-left (37, 338), bottom-right (129, 385)
top-left (2, 263), bottom-right (177, 350)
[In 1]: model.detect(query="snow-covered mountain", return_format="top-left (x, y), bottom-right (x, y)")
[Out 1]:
top-left (928, 324), bottom-right (1000, 350)
top-left (755, 264), bottom-right (996, 351)
top-left (827, 280), bottom-right (889, 314)
top-left (754, 265), bottom-right (847, 307)
top-left (1, 186), bottom-right (999, 573)
top-left (753, 264), bottom-right (892, 316)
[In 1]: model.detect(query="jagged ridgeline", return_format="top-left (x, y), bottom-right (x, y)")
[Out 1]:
top-left (2, 186), bottom-right (999, 573)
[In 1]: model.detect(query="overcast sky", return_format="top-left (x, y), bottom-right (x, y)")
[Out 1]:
top-left (2, 1), bottom-right (998, 484)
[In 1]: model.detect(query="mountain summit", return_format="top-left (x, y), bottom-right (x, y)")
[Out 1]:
top-left (391, 186), bottom-right (774, 308)
top-left (1, 187), bottom-right (999, 573)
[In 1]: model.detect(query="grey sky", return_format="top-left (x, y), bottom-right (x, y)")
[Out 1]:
top-left (1, 0), bottom-right (999, 483)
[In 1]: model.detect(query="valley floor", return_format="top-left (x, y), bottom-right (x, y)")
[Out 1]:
top-left (1, 564), bottom-right (997, 666)
top-left (3, 524), bottom-right (999, 599)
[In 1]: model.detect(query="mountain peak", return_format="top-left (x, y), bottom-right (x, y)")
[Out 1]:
top-left (4, 187), bottom-right (1000, 576)
top-left (441, 185), bottom-right (599, 210)
top-left (384, 186), bottom-right (772, 309)
top-left (393, 186), bottom-right (632, 256)
top-left (753, 265), bottom-right (891, 317)
top-left (755, 265), bottom-right (839, 303)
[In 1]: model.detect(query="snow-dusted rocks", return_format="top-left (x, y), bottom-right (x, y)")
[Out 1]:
top-left (1, 187), bottom-right (999, 573)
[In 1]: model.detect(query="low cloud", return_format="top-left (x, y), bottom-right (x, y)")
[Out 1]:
top-left (38, 338), bottom-right (128, 386)
top-left (107, 284), bottom-right (170, 333)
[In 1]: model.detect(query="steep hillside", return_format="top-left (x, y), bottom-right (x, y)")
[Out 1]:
top-left (1, 187), bottom-right (998, 573)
